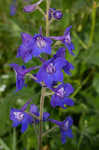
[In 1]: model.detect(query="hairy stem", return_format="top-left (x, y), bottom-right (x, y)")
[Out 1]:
top-left (39, 87), bottom-right (46, 150)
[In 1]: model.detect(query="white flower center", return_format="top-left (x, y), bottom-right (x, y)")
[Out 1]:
top-left (65, 33), bottom-right (71, 44)
top-left (36, 36), bottom-right (46, 49)
top-left (56, 87), bottom-right (65, 98)
top-left (46, 63), bottom-right (56, 74)
top-left (13, 112), bottom-right (24, 121)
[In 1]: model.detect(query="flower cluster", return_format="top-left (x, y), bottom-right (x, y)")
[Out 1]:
top-left (10, 0), bottom-right (75, 145)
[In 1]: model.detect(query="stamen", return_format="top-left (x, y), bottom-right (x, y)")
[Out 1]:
top-left (46, 63), bottom-right (56, 74)
top-left (36, 36), bottom-right (46, 49)
top-left (56, 87), bottom-right (65, 98)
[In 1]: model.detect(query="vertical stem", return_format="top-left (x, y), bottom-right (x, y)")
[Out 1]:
top-left (39, 87), bottom-right (46, 150)
top-left (88, 1), bottom-right (96, 47)
top-left (38, 1), bottom-right (51, 149)
top-left (46, 0), bottom-right (50, 36)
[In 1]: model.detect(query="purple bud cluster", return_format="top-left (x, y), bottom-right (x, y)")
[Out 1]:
top-left (49, 8), bottom-right (63, 20)
top-left (10, 0), bottom-right (75, 144)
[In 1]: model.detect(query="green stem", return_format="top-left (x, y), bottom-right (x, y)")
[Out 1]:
top-left (39, 87), bottom-right (46, 150)
top-left (46, 0), bottom-right (50, 36)
top-left (72, 31), bottom-right (88, 50)
top-left (71, 69), bottom-right (95, 98)
top-left (38, 1), bottom-right (51, 149)
top-left (42, 126), bottom-right (58, 137)
top-left (88, 1), bottom-right (96, 48)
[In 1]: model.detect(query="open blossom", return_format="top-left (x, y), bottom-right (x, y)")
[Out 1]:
top-left (32, 33), bottom-right (53, 56)
top-left (10, 64), bottom-right (38, 91)
top-left (36, 57), bottom-right (66, 87)
top-left (17, 31), bottom-right (53, 62)
top-left (50, 83), bottom-right (74, 108)
top-left (49, 116), bottom-right (73, 144)
top-left (49, 26), bottom-right (75, 55)
top-left (10, 100), bottom-right (32, 133)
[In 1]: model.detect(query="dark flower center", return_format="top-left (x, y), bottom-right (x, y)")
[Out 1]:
top-left (13, 112), bottom-right (24, 121)
top-left (56, 87), bottom-right (65, 98)
top-left (65, 33), bottom-right (71, 44)
top-left (36, 36), bottom-right (46, 49)
top-left (46, 63), bottom-right (56, 74)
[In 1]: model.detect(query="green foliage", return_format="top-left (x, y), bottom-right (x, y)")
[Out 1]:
top-left (0, 0), bottom-right (99, 149)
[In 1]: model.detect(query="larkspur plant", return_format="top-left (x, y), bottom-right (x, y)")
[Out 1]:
top-left (10, 0), bottom-right (75, 149)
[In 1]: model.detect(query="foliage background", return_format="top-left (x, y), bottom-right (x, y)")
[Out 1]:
top-left (0, 0), bottom-right (99, 150)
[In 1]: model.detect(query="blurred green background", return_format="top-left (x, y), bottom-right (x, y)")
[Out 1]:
top-left (0, 0), bottom-right (99, 150)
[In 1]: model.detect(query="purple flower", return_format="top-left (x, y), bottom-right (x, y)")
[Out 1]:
top-left (48, 8), bottom-right (63, 20)
top-left (10, 0), bottom-right (17, 16)
top-left (53, 47), bottom-right (74, 75)
top-left (30, 104), bottom-right (50, 122)
top-left (24, 0), bottom-right (43, 13)
top-left (17, 32), bottom-right (34, 63)
top-left (36, 57), bottom-right (66, 87)
top-left (10, 64), bottom-right (38, 91)
top-left (10, 100), bottom-right (32, 133)
top-left (50, 83), bottom-right (74, 109)
top-left (32, 33), bottom-right (53, 56)
top-left (49, 26), bottom-right (75, 55)
top-left (53, 10), bottom-right (63, 20)
top-left (48, 8), bottom-right (56, 20)
top-left (49, 116), bottom-right (73, 144)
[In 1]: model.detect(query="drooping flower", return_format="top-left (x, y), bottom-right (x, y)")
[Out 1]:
top-left (32, 33), bottom-right (53, 57)
top-left (36, 57), bottom-right (66, 87)
top-left (53, 47), bottom-right (74, 75)
top-left (50, 83), bottom-right (74, 109)
top-left (10, 100), bottom-right (33, 133)
top-left (30, 104), bottom-right (50, 122)
top-left (24, 0), bottom-right (43, 13)
top-left (49, 26), bottom-right (75, 55)
top-left (10, 64), bottom-right (39, 91)
top-left (49, 116), bottom-right (73, 144)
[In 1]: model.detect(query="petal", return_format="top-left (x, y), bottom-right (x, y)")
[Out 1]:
top-left (30, 104), bottom-right (38, 114)
top-left (44, 75), bottom-right (54, 87)
top-left (50, 95), bottom-right (62, 108)
top-left (53, 71), bottom-right (63, 82)
top-left (16, 75), bottom-right (25, 91)
top-left (66, 129), bottom-right (73, 138)
top-left (63, 61), bottom-right (74, 75)
top-left (63, 97), bottom-right (74, 106)
top-left (64, 83), bottom-right (74, 96)
top-left (21, 121), bottom-right (28, 133)
top-left (54, 58), bottom-right (66, 70)
top-left (65, 42), bottom-right (75, 56)
top-left (21, 33), bottom-right (33, 43)
top-left (24, 4), bottom-right (37, 13)
top-left (60, 129), bottom-right (67, 144)
top-left (43, 112), bottom-right (50, 121)
top-left (64, 26), bottom-right (72, 35)
top-left (12, 120), bottom-right (20, 127)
